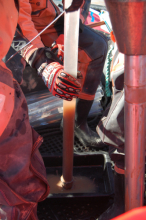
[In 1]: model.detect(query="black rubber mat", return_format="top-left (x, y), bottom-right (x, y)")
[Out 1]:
top-left (37, 197), bottom-right (113, 220)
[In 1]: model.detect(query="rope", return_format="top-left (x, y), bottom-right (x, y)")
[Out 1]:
top-left (105, 45), bottom-right (114, 97)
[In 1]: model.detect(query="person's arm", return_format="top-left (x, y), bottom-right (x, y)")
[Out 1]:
top-left (15, 0), bottom-right (81, 101)
top-left (18, 0), bottom-right (44, 61)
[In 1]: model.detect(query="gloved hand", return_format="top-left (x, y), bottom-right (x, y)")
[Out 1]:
top-left (27, 47), bottom-right (82, 101)
top-left (51, 35), bottom-right (64, 62)
top-left (51, 42), bottom-right (64, 61)
top-left (39, 62), bottom-right (81, 101)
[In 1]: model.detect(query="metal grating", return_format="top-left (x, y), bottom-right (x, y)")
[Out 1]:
top-left (36, 115), bottom-right (109, 156)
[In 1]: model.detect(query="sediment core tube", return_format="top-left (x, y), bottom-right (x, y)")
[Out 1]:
top-left (61, 0), bottom-right (80, 189)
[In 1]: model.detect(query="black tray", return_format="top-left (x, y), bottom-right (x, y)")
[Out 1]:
top-left (46, 152), bottom-right (114, 198)
top-left (36, 118), bottom-right (114, 198)
top-left (36, 118), bottom-right (114, 219)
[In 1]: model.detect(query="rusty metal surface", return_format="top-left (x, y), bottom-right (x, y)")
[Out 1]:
top-left (104, 0), bottom-right (146, 55)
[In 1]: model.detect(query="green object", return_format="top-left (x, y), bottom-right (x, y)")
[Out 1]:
top-left (105, 45), bottom-right (114, 97)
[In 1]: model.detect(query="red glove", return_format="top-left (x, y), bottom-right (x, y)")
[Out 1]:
top-left (51, 34), bottom-right (64, 61)
top-left (40, 62), bottom-right (81, 101)
top-left (51, 42), bottom-right (64, 62)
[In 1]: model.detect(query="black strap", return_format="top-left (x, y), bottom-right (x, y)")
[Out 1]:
top-left (14, 0), bottom-right (19, 11)
top-left (65, 0), bottom-right (84, 12)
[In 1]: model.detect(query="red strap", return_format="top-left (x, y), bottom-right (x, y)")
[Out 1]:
top-left (110, 31), bottom-right (116, 43)
top-left (114, 164), bottom-right (125, 175)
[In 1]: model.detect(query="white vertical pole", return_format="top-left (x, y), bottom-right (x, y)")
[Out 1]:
top-left (61, 0), bottom-right (80, 189)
